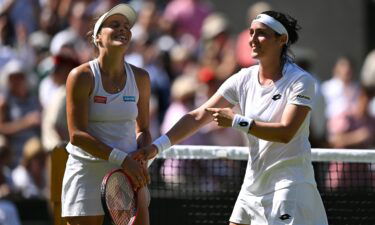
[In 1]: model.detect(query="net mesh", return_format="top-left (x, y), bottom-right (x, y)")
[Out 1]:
top-left (103, 171), bottom-right (137, 225)
top-left (148, 146), bottom-right (375, 225)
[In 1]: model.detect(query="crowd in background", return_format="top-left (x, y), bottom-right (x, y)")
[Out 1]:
top-left (0, 0), bottom-right (375, 223)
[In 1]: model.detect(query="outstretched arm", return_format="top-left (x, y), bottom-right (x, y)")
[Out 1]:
top-left (132, 92), bottom-right (234, 161)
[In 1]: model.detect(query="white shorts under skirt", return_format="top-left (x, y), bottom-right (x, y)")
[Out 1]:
top-left (61, 154), bottom-right (151, 217)
top-left (229, 183), bottom-right (328, 225)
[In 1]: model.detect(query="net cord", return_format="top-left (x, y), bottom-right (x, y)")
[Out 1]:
top-left (155, 145), bottom-right (375, 163)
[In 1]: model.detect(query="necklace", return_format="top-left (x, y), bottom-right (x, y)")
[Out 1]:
top-left (100, 68), bottom-right (124, 92)
top-left (111, 80), bottom-right (123, 92)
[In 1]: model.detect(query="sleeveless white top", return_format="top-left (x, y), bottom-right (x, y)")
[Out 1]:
top-left (66, 59), bottom-right (139, 161)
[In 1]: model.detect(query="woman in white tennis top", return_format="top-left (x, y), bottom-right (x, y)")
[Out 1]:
top-left (134, 10), bottom-right (328, 225)
top-left (62, 4), bottom-right (152, 225)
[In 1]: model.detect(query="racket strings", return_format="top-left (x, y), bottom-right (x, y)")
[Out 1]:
top-left (105, 173), bottom-right (137, 225)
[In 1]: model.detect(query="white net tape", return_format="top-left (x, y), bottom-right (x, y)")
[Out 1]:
top-left (157, 145), bottom-right (375, 163)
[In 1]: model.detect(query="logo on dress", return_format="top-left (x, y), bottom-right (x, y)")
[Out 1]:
top-left (297, 94), bottom-right (311, 100)
top-left (94, 96), bottom-right (107, 104)
top-left (279, 214), bottom-right (291, 220)
top-left (123, 96), bottom-right (135, 102)
top-left (272, 94), bottom-right (282, 101)
top-left (239, 121), bottom-right (249, 127)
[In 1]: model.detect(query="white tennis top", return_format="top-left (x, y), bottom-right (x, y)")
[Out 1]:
top-left (66, 59), bottom-right (139, 160)
top-left (218, 62), bottom-right (317, 196)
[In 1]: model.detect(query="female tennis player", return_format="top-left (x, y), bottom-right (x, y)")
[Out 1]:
top-left (62, 4), bottom-right (151, 225)
top-left (134, 10), bottom-right (328, 225)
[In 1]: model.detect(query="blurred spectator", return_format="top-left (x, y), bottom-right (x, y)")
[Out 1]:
top-left (321, 56), bottom-right (360, 137)
top-left (0, 13), bottom-right (36, 72)
top-left (161, 74), bottom-right (203, 144)
top-left (49, 1), bottom-right (93, 63)
top-left (126, 1), bottom-right (161, 68)
top-left (322, 55), bottom-right (374, 191)
top-left (131, 1), bottom-right (160, 43)
top-left (0, 12), bottom-right (14, 45)
top-left (0, 0), bottom-right (40, 36)
top-left (325, 86), bottom-right (375, 190)
top-left (161, 0), bottom-right (212, 47)
top-left (0, 59), bottom-right (41, 167)
top-left (0, 145), bottom-right (14, 198)
top-left (0, 145), bottom-right (21, 225)
top-left (160, 74), bottom-right (206, 187)
top-left (39, 50), bottom-right (78, 152)
top-left (38, 49), bottom-right (78, 109)
top-left (167, 44), bottom-right (198, 80)
top-left (0, 200), bottom-right (21, 225)
top-left (235, 1), bottom-right (271, 68)
top-left (199, 13), bottom-right (237, 81)
top-left (360, 49), bottom-right (375, 116)
top-left (328, 86), bottom-right (375, 149)
top-left (28, 31), bottom-right (52, 79)
top-left (12, 137), bottom-right (47, 199)
top-left (138, 36), bottom-right (171, 123)
top-left (295, 47), bottom-right (327, 148)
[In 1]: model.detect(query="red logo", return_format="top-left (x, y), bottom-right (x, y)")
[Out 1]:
top-left (94, 96), bottom-right (107, 104)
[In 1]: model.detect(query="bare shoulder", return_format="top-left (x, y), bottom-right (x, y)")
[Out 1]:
top-left (129, 64), bottom-right (150, 88)
top-left (67, 62), bottom-right (94, 95)
top-left (130, 64), bottom-right (150, 80)
top-left (68, 62), bottom-right (93, 81)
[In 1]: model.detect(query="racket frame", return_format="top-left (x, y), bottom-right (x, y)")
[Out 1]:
top-left (101, 168), bottom-right (138, 225)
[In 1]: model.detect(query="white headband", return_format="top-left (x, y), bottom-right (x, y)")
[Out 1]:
top-left (252, 14), bottom-right (289, 43)
top-left (92, 4), bottom-right (137, 46)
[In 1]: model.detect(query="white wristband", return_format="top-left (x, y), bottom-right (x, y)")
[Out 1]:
top-left (108, 148), bottom-right (128, 166)
top-left (152, 135), bottom-right (171, 153)
top-left (232, 114), bottom-right (253, 133)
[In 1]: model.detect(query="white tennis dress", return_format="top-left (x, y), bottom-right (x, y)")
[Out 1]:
top-left (218, 61), bottom-right (328, 224)
top-left (62, 59), bottom-right (139, 217)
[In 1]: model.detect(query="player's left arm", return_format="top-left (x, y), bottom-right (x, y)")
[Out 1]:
top-left (249, 104), bottom-right (311, 143)
top-left (133, 65), bottom-right (152, 148)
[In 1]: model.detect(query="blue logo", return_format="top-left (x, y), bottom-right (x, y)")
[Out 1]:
top-left (123, 96), bottom-right (136, 102)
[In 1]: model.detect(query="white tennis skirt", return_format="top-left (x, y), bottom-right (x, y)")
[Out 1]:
top-left (61, 154), bottom-right (119, 217)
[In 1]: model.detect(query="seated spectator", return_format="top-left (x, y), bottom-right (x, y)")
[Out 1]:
top-left (0, 59), bottom-right (41, 167)
top-left (12, 137), bottom-right (47, 199)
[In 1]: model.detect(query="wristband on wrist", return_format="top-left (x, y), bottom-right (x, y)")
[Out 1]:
top-left (152, 135), bottom-right (171, 153)
top-left (108, 148), bottom-right (128, 166)
top-left (232, 114), bottom-right (254, 133)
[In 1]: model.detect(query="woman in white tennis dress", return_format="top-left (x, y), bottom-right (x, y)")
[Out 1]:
top-left (134, 10), bottom-right (328, 225)
top-left (62, 4), bottom-right (152, 225)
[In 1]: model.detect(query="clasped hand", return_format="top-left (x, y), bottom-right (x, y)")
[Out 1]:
top-left (131, 145), bottom-right (158, 162)
top-left (205, 107), bottom-right (234, 127)
top-left (120, 145), bottom-right (157, 190)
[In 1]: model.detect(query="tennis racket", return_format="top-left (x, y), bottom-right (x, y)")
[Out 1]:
top-left (101, 169), bottom-right (138, 225)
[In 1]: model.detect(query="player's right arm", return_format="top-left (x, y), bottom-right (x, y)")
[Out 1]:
top-left (132, 92), bottom-right (234, 161)
top-left (66, 65), bottom-right (148, 188)
top-left (166, 92), bottom-right (233, 145)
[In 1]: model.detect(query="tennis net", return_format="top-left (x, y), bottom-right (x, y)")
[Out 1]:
top-left (148, 146), bottom-right (375, 225)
